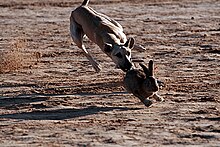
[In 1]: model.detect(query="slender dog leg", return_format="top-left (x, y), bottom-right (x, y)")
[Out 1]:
top-left (70, 16), bottom-right (101, 72)
top-left (81, 45), bottom-right (102, 72)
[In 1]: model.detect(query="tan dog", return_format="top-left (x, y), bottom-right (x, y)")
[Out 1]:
top-left (70, 0), bottom-right (145, 72)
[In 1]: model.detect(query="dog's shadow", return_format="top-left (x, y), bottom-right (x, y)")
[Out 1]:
top-left (0, 80), bottom-right (137, 120)
top-left (0, 106), bottom-right (141, 120)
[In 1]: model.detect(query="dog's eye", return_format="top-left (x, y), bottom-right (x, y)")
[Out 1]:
top-left (127, 51), bottom-right (130, 56)
top-left (115, 53), bottom-right (122, 58)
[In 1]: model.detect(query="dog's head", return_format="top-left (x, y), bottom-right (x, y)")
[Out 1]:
top-left (104, 38), bottom-right (134, 72)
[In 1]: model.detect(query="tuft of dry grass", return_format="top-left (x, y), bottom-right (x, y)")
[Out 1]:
top-left (0, 38), bottom-right (40, 74)
top-left (0, 49), bottom-right (24, 73)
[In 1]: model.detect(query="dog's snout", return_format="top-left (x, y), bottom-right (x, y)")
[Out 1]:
top-left (120, 63), bottom-right (132, 72)
top-left (118, 55), bottom-right (133, 72)
top-left (124, 60), bottom-right (133, 72)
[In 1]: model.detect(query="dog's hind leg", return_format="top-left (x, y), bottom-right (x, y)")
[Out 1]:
top-left (70, 16), bottom-right (101, 72)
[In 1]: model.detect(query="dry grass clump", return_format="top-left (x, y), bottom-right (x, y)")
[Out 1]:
top-left (0, 49), bottom-right (24, 73)
top-left (0, 38), bottom-right (38, 74)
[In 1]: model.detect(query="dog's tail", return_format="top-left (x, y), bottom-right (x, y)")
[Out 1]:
top-left (81, 0), bottom-right (89, 6)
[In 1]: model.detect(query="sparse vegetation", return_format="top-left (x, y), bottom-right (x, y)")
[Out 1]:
top-left (0, 38), bottom-right (40, 73)
top-left (0, 48), bottom-right (24, 73)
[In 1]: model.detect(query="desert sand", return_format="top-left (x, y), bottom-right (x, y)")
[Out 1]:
top-left (0, 0), bottom-right (219, 146)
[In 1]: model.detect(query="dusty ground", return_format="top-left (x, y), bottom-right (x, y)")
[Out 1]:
top-left (0, 0), bottom-right (220, 146)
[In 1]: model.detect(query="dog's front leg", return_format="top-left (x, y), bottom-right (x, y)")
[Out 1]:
top-left (70, 17), bottom-right (101, 72)
top-left (81, 45), bottom-right (102, 72)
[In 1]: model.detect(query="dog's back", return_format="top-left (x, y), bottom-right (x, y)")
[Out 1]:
top-left (71, 0), bottom-right (126, 46)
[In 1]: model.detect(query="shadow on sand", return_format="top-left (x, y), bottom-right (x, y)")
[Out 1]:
top-left (0, 80), bottom-right (136, 121)
top-left (0, 106), bottom-right (142, 120)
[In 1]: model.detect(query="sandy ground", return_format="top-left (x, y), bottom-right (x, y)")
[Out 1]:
top-left (0, 0), bottom-right (220, 146)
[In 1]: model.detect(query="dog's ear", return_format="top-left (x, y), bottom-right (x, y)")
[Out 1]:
top-left (124, 38), bottom-right (135, 49)
top-left (104, 43), bottom-right (113, 53)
